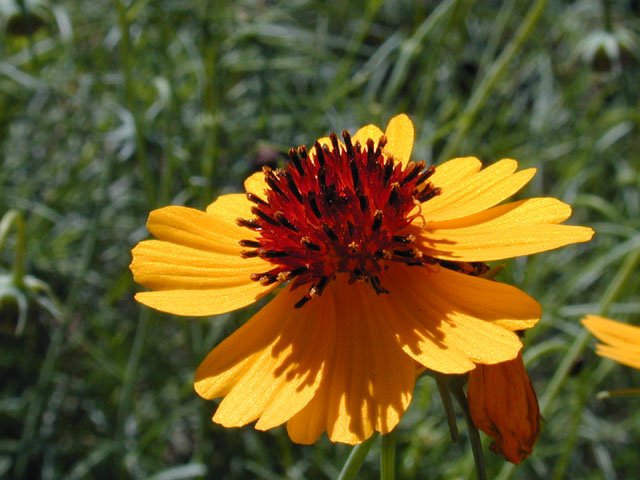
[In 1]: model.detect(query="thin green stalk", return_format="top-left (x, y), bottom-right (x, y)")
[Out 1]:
top-left (115, 0), bottom-right (155, 208)
top-left (450, 382), bottom-right (487, 480)
top-left (380, 430), bottom-right (396, 480)
top-left (337, 432), bottom-right (379, 480)
top-left (437, 0), bottom-right (548, 163)
top-left (435, 374), bottom-right (459, 442)
top-left (0, 210), bottom-right (26, 287)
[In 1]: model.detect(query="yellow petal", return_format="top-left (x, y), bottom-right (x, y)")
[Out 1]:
top-left (383, 114), bottom-right (414, 167)
top-left (131, 240), bottom-right (270, 290)
top-left (134, 283), bottom-right (274, 316)
top-left (243, 171), bottom-right (268, 196)
top-left (351, 123), bottom-right (384, 149)
top-left (413, 198), bottom-right (595, 261)
top-left (382, 265), bottom-right (533, 369)
top-left (287, 275), bottom-right (415, 445)
top-left (194, 284), bottom-right (336, 429)
top-left (582, 315), bottom-right (640, 369)
top-left (205, 193), bottom-right (256, 237)
top-left (424, 159), bottom-right (536, 222)
top-left (427, 156), bottom-right (482, 192)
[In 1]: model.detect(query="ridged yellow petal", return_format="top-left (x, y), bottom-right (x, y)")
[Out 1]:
top-left (383, 265), bottom-right (532, 368)
top-left (582, 315), bottom-right (640, 369)
top-left (194, 285), bottom-right (335, 428)
top-left (383, 114), bottom-right (414, 167)
top-left (287, 276), bottom-right (415, 445)
top-left (425, 159), bottom-right (536, 222)
top-left (131, 240), bottom-right (270, 290)
top-left (134, 283), bottom-right (274, 316)
top-left (413, 198), bottom-right (594, 261)
top-left (428, 156), bottom-right (482, 192)
top-left (243, 171), bottom-right (268, 196)
top-left (352, 123), bottom-right (384, 149)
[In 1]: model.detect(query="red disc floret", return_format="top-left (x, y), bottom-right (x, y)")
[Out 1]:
top-left (237, 130), bottom-right (440, 307)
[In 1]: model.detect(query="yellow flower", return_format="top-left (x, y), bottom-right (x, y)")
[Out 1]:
top-left (582, 315), bottom-right (640, 369)
top-left (130, 114), bottom-right (594, 444)
top-left (467, 352), bottom-right (540, 464)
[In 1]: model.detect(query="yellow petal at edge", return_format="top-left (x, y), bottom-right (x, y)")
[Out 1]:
top-left (382, 265), bottom-right (533, 369)
top-left (424, 159), bottom-right (536, 222)
top-left (383, 114), bottom-right (414, 167)
top-left (195, 284), bottom-right (336, 430)
top-left (351, 123), bottom-right (384, 150)
top-left (413, 198), bottom-right (595, 261)
top-left (287, 275), bottom-right (415, 444)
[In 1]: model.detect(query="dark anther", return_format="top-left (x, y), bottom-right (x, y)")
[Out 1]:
top-left (415, 165), bottom-right (436, 186)
top-left (349, 159), bottom-right (360, 188)
top-left (252, 207), bottom-right (280, 226)
top-left (263, 166), bottom-right (285, 197)
top-left (239, 239), bottom-right (261, 248)
top-left (393, 249), bottom-right (417, 258)
top-left (417, 186), bottom-right (441, 202)
top-left (288, 147), bottom-right (305, 176)
top-left (301, 237), bottom-right (322, 251)
top-left (294, 296), bottom-right (311, 308)
top-left (274, 211), bottom-right (298, 231)
top-left (284, 171), bottom-right (303, 202)
top-left (378, 134), bottom-right (388, 149)
top-left (366, 138), bottom-right (376, 164)
top-left (290, 265), bottom-right (309, 277)
top-left (323, 225), bottom-right (338, 241)
top-left (342, 130), bottom-right (354, 158)
top-left (246, 192), bottom-right (268, 205)
top-left (250, 272), bottom-right (278, 285)
top-left (388, 182), bottom-right (400, 204)
top-left (298, 145), bottom-right (308, 159)
top-left (236, 218), bottom-right (262, 230)
top-left (357, 191), bottom-right (368, 212)
top-left (240, 250), bottom-right (259, 258)
top-left (383, 158), bottom-right (394, 183)
top-left (372, 210), bottom-right (383, 231)
top-left (401, 161), bottom-right (426, 186)
top-left (259, 249), bottom-right (289, 258)
top-left (330, 133), bottom-right (341, 157)
top-left (370, 275), bottom-right (389, 294)
top-left (392, 234), bottom-right (416, 244)
top-left (375, 249), bottom-right (393, 259)
top-left (307, 192), bottom-right (322, 218)
top-left (317, 167), bottom-right (327, 191)
top-left (347, 221), bottom-right (355, 237)
top-left (314, 141), bottom-right (326, 167)
top-left (354, 140), bottom-right (362, 154)
top-left (310, 276), bottom-right (329, 297)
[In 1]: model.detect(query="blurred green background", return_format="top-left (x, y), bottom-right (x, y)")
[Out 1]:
top-left (1, 0), bottom-right (639, 478)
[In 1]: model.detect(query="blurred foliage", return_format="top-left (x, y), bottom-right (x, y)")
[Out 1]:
top-left (1, 0), bottom-right (640, 478)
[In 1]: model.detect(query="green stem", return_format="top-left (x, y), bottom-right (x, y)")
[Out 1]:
top-left (0, 210), bottom-right (26, 287)
top-left (115, 0), bottom-right (155, 208)
top-left (437, 0), bottom-right (548, 163)
top-left (380, 430), bottom-right (396, 480)
top-left (435, 374), bottom-right (459, 442)
top-left (337, 432), bottom-right (379, 480)
top-left (451, 381), bottom-right (487, 480)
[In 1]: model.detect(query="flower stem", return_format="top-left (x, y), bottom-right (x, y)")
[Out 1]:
top-left (451, 381), bottom-right (487, 480)
top-left (337, 432), bottom-right (379, 480)
top-left (380, 430), bottom-right (396, 480)
top-left (0, 210), bottom-right (26, 288)
top-left (435, 374), bottom-right (459, 442)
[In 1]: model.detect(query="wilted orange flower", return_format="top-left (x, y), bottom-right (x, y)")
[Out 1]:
top-left (582, 315), bottom-right (640, 369)
top-left (467, 352), bottom-right (541, 464)
top-left (130, 114), bottom-right (594, 444)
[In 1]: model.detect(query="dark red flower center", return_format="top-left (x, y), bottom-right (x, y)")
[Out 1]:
top-left (237, 130), bottom-right (442, 307)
